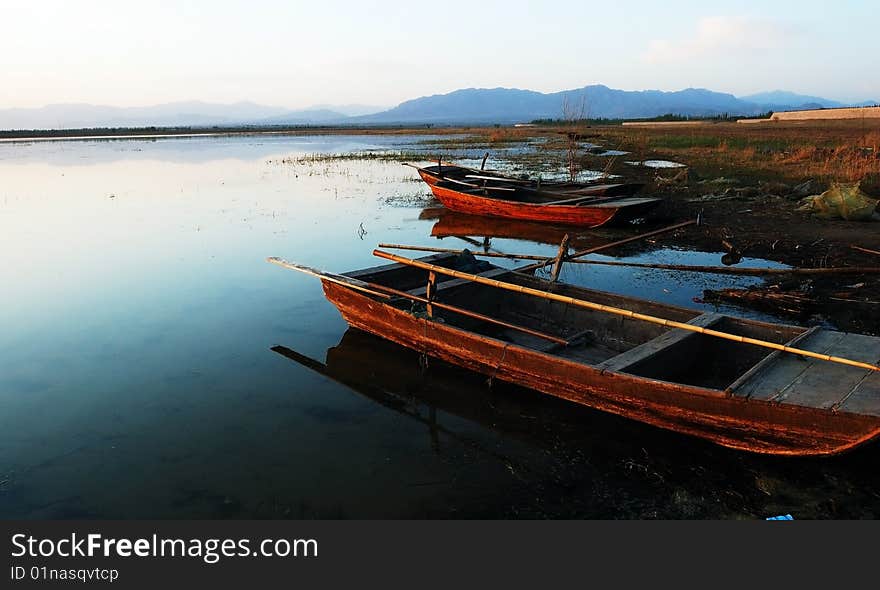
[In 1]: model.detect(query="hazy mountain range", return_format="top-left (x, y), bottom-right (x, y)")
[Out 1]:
top-left (1, 86), bottom-right (876, 130)
top-left (0, 101), bottom-right (386, 130)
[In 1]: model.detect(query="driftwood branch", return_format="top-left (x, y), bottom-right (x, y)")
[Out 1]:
top-left (569, 260), bottom-right (880, 275)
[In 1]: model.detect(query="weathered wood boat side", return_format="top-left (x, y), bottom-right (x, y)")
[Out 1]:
top-left (429, 182), bottom-right (662, 227)
top-left (314, 254), bottom-right (880, 456)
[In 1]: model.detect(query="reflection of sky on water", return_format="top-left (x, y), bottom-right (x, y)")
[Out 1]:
top-left (0, 133), bottom-right (455, 166)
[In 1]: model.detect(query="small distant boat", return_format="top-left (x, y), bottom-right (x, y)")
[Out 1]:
top-left (269, 251), bottom-right (880, 456)
top-left (428, 179), bottom-right (661, 228)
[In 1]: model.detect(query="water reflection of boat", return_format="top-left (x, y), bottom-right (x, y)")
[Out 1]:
top-left (271, 328), bottom-right (662, 458)
top-left (289, 252), bottom-right (880, 456)
top-left (270, 331), bottom-right (570, 466)
top-left (271, 331), bottom-right (880, 519)
top-left (421, 207), bottom-right (611, 250)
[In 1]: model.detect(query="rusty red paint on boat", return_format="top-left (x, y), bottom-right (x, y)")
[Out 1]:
top-left (429, 182), bottom-right (659, 227)
top-left (321, 280), bottom-right (880, 456)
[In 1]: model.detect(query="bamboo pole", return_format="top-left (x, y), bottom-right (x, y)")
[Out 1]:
top-left (540, 193), bottom-right (622, 206)
top-left (377, 243), bottom-right (551, 261)
top-left (516, 219), bottom-right (698, 272)
top-left (852, 245), bottom-right (880, 257)
top-left (266, 257), bottom-right (568, 346)
top-left (441, 176), bottom-right (516, 192)
top-left (402, 161), bottom-right (507, 177)
top-left (465, 174), bottom-right (532, 184)
top-left (371, 250), bottom-right (880, 373)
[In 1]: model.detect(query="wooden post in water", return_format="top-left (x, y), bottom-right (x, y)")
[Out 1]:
top-left (426, 271), bottom-right (437, 317)
top-left (550, 234), bottom-right (571, 282)
top-left (480, 152), bottom-right (489, 170)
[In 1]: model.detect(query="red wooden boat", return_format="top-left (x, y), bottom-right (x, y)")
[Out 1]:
top-left (268, 252), bottom-right (880, 456)
top-left (409, 162), bottom-right (644, 195)
top-left (429, 179), bottom-right (662, 227)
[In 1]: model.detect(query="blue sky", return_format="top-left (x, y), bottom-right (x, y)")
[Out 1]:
top-left (2, 0), bottom-right (877, 109)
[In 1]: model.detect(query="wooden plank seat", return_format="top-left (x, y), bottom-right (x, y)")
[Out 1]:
top-left (596, 312), bottom-right (725, 373)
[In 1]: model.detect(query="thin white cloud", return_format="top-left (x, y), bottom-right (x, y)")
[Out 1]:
top-left (643, 16), bottom-right (795, 64)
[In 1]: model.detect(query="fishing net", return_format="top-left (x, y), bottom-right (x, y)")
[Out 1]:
top-left (797, 181), bottom-right (879, 221)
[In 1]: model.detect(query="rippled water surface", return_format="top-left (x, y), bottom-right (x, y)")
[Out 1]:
top-left (2, 134), bottom-right (878, 519)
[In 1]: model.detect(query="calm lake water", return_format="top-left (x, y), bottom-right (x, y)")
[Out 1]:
top-left (2, 134), bottom-right (878, 519)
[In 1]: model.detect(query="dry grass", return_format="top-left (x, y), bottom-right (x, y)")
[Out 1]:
top-left (484, 127), bottom-right (539, 143)
top-left (588, 121), bottom-right (880, 188)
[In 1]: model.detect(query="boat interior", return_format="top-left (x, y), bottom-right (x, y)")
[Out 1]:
top-left (343, 253), bottom-right (809, 393)
top-left (422, 165), bottom-right (623, 191)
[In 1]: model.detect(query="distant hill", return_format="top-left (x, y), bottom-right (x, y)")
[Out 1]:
top-left (739, 90), bottom-right (845, 109)
top-left (1, 87), bottom-right (875, 130)
top-left (0, 101), bottom-right (295, 130)
top-left (306, 104), bottom-right (387, 117)
top-left (351, 85), bottom-right (824, 124)
top-left (0, 101), bottom-right (377, 130)
top-left (258, 109), bottom-right (349, 125)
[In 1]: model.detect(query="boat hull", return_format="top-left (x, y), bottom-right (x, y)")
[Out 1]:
top-left (321, 280), bottom-right (880, 456)
top-left (429, 182), bottom-right (659, 227)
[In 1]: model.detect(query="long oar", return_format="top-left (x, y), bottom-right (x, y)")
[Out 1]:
top-left (267, 258), bottom-right (393, 298)
top-left (371, 250), bottom-right (880, 373)
top-left (440, 176), bottom-right (516, 192)
top-left (266, 257), bottom-right (568, 346)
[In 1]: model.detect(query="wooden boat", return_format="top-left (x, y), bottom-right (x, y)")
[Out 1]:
top-left (429, 179), bottom-right (662, 227)
top-left (409, 162), bottom-right (645, 195)
top-left (269, 252), bottom-right (880, 456)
